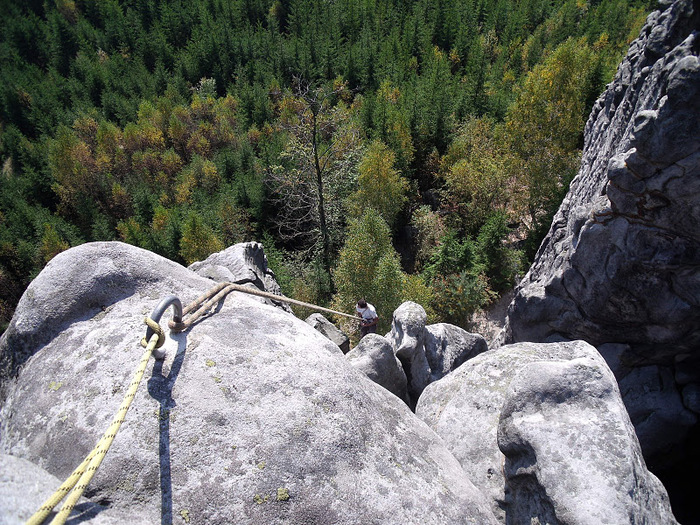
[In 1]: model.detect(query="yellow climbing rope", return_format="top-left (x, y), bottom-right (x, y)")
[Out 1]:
top-left (26, 318), bottom-right (165, 525)
top-left (26, 281), bottom-right (354, 524)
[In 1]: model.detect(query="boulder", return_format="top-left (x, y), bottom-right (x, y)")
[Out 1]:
top-left (416, 341), bottom-right (677, 524)
top-left (498, 349), bottom-right (678, 525)
top-left (0, 454), bottom-right (141, 524)
top-left (499, 0), bottom-right (700, 468)
top-left (0, 242), bottom-right (497, 525)
top-left (188, 242), bottom-right (291, 312)
top-left (345, 334), bottom-right (407, 402)
top-left (424, 323), bottom-right (488, 382)
top-left (305, 313), bottom-right (350, 354)
top-left (385, 302), bottom-right (431, 408)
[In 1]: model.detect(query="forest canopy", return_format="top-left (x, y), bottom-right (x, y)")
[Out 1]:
top-left (0, 0), bottom-right (653, 334)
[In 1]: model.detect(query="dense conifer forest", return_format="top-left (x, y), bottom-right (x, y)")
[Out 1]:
top-left (0, 0), bottom-right (653, 333)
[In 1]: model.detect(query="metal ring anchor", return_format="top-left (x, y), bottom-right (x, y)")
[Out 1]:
top-left (146, 295), bottom-right (183, 360)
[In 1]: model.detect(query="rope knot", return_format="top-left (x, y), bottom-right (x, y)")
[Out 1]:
top-left (142, 317), bottom-right (166, 348)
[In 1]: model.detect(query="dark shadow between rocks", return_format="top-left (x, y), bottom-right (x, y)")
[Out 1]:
top-left (147, 331), bottom-right (188, 525)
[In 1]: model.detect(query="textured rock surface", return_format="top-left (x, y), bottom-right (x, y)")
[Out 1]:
top-left (1, 454), bottom-right (63, 525)
top-left (598, 343), bottom-right (697, 466)
top-left (188, 241), bottom-right (292, 312)
top-left (345, 334), bottom-right (407, 402)
top-left (424, 323), bottom-right (488, 382)
top-left (501, 0), bottom-right (699, 355)
top-left (0, 242), bottom-right (497, 525)
top-left (500, 0), bottom-right (700, 467)
top-left (416, 341), bottom-right (678, 524)
top-left (386, 302), bottom-right (431, 408)
top-left (305, 313), bottom-right (350, 354)
top-left (0, 454), bottom-right (141, 524)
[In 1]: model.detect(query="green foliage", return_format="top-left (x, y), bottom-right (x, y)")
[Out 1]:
top-left (178, 212), bottom-right (224, 265)
top-left (0, 0), bottom-right (652, 330)
top-left (430, 271), bottom-right (495, 329)
top-left (506, 37), bottom-right (601, 243)
top-left (402, 273), bottom-right (437, 324)
top-left (347, 139), bottom-right (408, 229)
top-left (441, 117), bottom-right (518, 235)
top-left (423, 230), bottom-right (474, 281)
top-left (37, 223), bottom-right (69, 265)
top-left (332, 209), bottom-right (404, 334)
top-left (410, 205), bottom-right (446, 273)
top-left (475, 212), bottom-right (523, 293)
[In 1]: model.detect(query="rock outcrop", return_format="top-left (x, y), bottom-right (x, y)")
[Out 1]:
top-left (386, 302), bottom-right (432, 407)
top-left (189, 242), bottom-right (292, 312)
top-left (341, 302), bottom-right (488, 408)
top-left (305, 313), bottom-right (350, 353)
top-left (500, 0), bottom-right (699, 469)
top-left (424, 323), bottom-right (488, 383)
top-left (0, 242), bottom-right (497, 525)
top-left (345, 334), bottom-right (407, 401)
top-left (383, 302), bottom-right (488, 407)
top-left (416, 341), bottom-right (678, 524)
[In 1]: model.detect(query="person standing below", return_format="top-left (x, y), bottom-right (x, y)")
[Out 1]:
top-left (356, 299), bottom-right (378, 338)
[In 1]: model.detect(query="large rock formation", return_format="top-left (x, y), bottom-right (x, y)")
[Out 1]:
top-left (0, 454), bottom-right (139, 524)
top-left (345, 334), bottom-right (408, 402)
top-left (340, 302), bottom-right (487, 409)
top-left (424, 323), bottom-right (488, 383)
top-left (305, 313), bottom-right (350, 354)
top-left (0, 242), bottom-right (497, 525)
top-left (189, 242), bottom-right (292, 312)
top-left (384, 301), bottom-right (488, 407)
top-left (416, 341), bottom-right (678, 525)
top-left (500, 0), bottom-right (699, 471)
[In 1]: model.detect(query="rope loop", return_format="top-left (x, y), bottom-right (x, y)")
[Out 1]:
top-left (141, 317), bottom-right (165, 348)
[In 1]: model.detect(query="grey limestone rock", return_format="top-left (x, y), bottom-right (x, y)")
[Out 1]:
top-left (0, 242), bottom-right (497, 525)
top-left (598, 343), bottom-right (697, 466)
top-left (0, 454), bottom-right (125, 524)
top-left (188, 241), bottom-right (292, 312)
top-left (499, 0), bottom-right (700, 468)
top-left (345, 333), bottom-right (407, 402)
top-left (0, 454), bottom-right (145, 524)
top-left (305, 313), bottom-right (349, 354)
top-left (386, 301), bottom-right (431, 408)
top-left (416, 341), bottom-right (677, 524)
top-left (345, 305), bottom-right (487, 406)
top-left (498, 350), bottom-right (678, 525)
top-left (424, 323), bottom-right (488, 382)
top-left (501, 0), bottom-right (700, 355)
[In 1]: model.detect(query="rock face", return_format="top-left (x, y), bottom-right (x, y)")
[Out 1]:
top-left (189, 242), bottom-right (292, 312)
top-left (424, 323), bottom-right (488, 383)
top-left (386, 302), bottom-right (431, 407)
top-left (0, 454), bottom-right (141, 525)
top-left (305, 313), bottom-right (350, 354)
top-left (345, 334), bottom-right (407, 402)
top-left (500, 0), bottom-right (699, 468)
top-left (0, 242), bottom-right (497, 525)
top-left (598, 343), bottom-right (697, 465)
top-left (369, 302), bottom-right (490, 407)
top-left (416, 341), bottom-right (678, 524)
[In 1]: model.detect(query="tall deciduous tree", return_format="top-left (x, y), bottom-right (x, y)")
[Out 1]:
top-left (332, 208), bottom-right (403, 335)
top-left (267, 82), bottom-right (362, 274)
top-left (441, 117), bottom-right (519, 235)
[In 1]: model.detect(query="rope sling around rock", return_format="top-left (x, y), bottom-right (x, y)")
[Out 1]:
top-left (27, 281), bottom-right (357, 524)
top-left (167, 281), bottom-right (358, 333)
